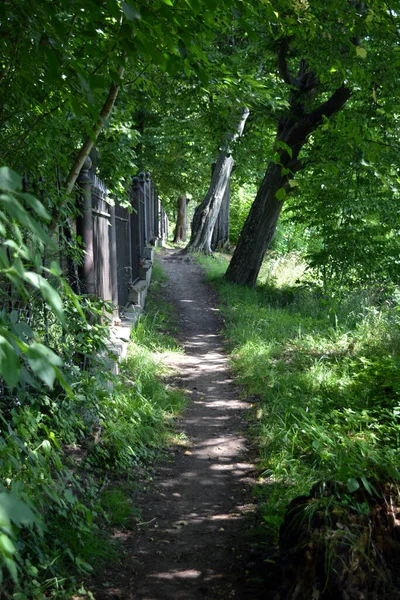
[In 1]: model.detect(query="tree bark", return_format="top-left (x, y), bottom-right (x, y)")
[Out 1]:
top-left (211, 175), bottom-right (230, 249)
top-left (65, 64), bottom-right (125, 195)
top-left (173, 194), bottom-right (189, 243)
top-left (185, 107), bottom-right (249, 254)
top-left (225, 162), bottom-right (286, 286)
top-left (225, 44), bottom-right (351, 287)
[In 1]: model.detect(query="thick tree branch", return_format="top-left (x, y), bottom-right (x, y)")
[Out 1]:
top-left (310, 83), bottom-right (352, 124)
top-left (277, 37), bottom-right (297, 87)
top-left (226, 106), bottom-right (250, 150)
top-left (185, 107), bottom-right (250, 254)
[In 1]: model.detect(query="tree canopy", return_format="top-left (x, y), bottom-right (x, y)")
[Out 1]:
top-left (1, 0), bottom-right (399, 285)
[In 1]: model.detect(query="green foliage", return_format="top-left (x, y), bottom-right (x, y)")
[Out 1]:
top-left (201, 253), bottom-right (400, 543)
top-left (0, 297), bottom-right (185, 597)
top-left (0, 166), bottom-right (89, 399)
top-left (285, 112), bottom-right (400, 290)
top-left (0, 0), bottom-right (252, 202)
top-left (229, 182), bottom-right (256, 245)
top-left (0, 177), bottom-right (185, 596)
top-left (100, 488), bottom-right (138, 527)
top-left (132, 260), bottom-right (182, 352)
top-left (1, 0), bottom-right (400, 587)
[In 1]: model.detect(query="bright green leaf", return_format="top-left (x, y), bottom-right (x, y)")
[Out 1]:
top-left (20, 192), bottom-right (51, 221)
top-left (64, 489), bottom-right (77, 504)
top-left (0, 168), bottom-right (22, 192)
top-left (275, 187), bottom-right (287, 201)
top-left (27, 343), bottom-right (63, 388)
top-left (0, 491), bottom-right (39, 529)
top-left (23, 272), bottom-right (64, 323)
top-left (356, 46), bottom-right (367, 59)
top-left (0, 335), bottom-right (20, 388)
top-left (347, 477), bottom-right (360, 493)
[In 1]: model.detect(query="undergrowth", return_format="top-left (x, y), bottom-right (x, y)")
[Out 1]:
top-left (198, 252), bottom-right (400, 541)
top-left (0, 256), bottom-right (185, 598)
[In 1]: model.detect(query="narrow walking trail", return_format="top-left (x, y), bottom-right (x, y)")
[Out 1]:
top-left (96, 249), bottom-right (258, 600)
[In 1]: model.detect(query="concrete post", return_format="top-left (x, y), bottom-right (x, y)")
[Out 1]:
top-left (109, 204), bottom-right (119, 322)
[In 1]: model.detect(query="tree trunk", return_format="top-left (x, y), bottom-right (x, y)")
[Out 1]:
top-left (65, 64), bottom-right (125, 195)
top-left (225, 162), bottom-right (286, 286)
top-left (173, 194), bottom-right (189, 243)
top-left (211, 168), bottom-right (230, 249)
top-left (225, 51), bottom-right (351, 287)
top-left (185, 107), bottom-right (249, 254)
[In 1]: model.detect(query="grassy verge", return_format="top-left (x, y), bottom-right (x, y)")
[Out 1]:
top-left (198, 252), bottom-right (400, 539)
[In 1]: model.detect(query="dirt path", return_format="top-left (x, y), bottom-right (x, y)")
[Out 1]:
top-left (94, 249), bottom-right (258, 600)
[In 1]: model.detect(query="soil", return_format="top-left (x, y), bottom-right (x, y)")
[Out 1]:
top-left (90, 249), bottom-right (262, 600)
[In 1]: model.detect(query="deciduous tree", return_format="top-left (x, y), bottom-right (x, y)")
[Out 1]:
top-left (226, 0), bottom-right (398, 286)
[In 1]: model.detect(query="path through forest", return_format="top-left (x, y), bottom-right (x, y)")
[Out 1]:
top-left (93, 248), bottom-right (259, 600)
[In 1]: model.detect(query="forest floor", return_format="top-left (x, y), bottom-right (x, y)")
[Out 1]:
top-left (90, 248), bottom-right (264, 600)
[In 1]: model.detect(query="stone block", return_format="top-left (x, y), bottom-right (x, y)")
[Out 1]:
top-left (143, 246), bottom-right (154, 261)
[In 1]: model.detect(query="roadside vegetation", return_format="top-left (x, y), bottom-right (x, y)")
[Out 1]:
top-left (199, 250), bottom-right (400, 596)
top-left (0, 179), bottom-right (184, 600)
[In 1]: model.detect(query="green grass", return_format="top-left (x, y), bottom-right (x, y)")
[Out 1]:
top-left (199, 252), bottom-right (400, 540)
top-left (100, 488), bottom-right (140, 527)
top-left (92, 257), bottom-right (186, 471)
top-left (132, 258), bottom-right (183, 352)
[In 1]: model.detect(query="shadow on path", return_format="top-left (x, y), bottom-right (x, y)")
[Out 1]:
top-left (94, 249), bottom-right (258, 600)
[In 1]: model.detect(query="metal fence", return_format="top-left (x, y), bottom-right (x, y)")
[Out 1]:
top-left (76, 159), bottom-right (168, 312)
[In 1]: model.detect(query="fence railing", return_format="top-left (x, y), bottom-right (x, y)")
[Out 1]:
top-left (76, 158), bottom-right (168, 313)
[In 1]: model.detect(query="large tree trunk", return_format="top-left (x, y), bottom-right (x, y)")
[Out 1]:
top-left (173, 194), bottom-right (189, 243)
top-left (185, 107), bottom-right (249, 254)
top-left (225, 162), bottom-right (286, 286)
top-left (211, 170), bottom-right (230, 249)
top-left (225, 42), bottom-right (351, 287)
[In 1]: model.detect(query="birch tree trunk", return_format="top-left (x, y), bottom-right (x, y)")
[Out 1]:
top-left (185, 107), bottom-right (249, 254)
top-left (211, 176), bottom-right (230, 250)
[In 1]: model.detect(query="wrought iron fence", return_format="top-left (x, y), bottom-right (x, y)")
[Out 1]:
top-left (76, 159), bottom-right (168, 312)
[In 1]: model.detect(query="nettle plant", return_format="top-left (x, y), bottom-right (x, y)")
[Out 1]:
top-left (0, 167), bottom-right (78, 389)
top-left (0, 168), bottom-right (114, 590)
top-left (0, 167), bottom-right (77, 582)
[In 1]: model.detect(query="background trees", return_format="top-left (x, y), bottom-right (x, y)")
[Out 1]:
top-left (2, 0), bottom-right (400, 302)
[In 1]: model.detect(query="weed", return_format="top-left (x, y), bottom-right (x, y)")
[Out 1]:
top-left (100, 488), bottom-right (139, 527)
top-left (131, 259), bottom-right (182, 353)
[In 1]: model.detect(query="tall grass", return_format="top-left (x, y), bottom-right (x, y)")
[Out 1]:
top-left (131, 259), bottom-right (183, 353)
top-left (199, 252), bottom-right (400, 538)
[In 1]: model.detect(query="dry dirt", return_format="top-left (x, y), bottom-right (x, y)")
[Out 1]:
top-left (91, 248), bottom-right (263, 600)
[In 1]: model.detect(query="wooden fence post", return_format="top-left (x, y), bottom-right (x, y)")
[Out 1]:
top-left (139, 172), bottom-right (148, 248)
